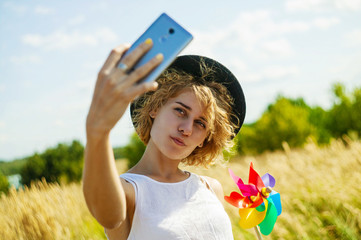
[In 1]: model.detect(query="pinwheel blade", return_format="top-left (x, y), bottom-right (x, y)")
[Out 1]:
top-left (239, 184), bottom-right (258, 197)
top-left (261, 173), bottom-right (275, 188)
top-left (224, 191), bottom-right (244, 208)
top-left (258, 198), bottom-right (278, 235)
top-left (269, 191), bottom-right (282, 216)
top-left (239, 200), bottom-right (268, 229)
top-left (228, 168), bottom-right (244, 186)
top-left (249, 163), bottom-right (265, 191)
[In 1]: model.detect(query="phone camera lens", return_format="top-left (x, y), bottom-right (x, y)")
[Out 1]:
top-left (169, 28), bottom-right (175, 34)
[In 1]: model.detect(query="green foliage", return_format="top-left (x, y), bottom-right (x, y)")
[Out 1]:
top-left (0, 159), bottom-right (28, 176)
top-left (0, 171), bottom-right (9, 194)
top-left (326, 83), bottom-right (361, 138)
top-left (113, 146), bottom-right (126, 160)
top-left (122, 132), bottom-right (146, 169)
top-left (236, 96), bottom-right (314, 154)
top-left (20, 140), bottom-right (84, 186)
top-left (235, 83), bottom-right (361, 155)
top-left (308, 106), bottom-right (332, 144)
top-left (20, 153), bottom-right (45, 185)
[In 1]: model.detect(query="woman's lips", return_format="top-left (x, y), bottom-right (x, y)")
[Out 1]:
top-left (171, 137), bottom-right (186, 146)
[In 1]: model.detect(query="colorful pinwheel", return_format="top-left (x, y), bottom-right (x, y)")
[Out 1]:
top-left (224, 162), bottom-right (282, 237)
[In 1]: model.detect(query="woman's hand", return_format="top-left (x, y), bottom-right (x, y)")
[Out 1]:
top-left (86, 40), bottom-right (163, 141)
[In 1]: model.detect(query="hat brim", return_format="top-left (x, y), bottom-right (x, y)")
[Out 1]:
top-left (130, 55), bottom-right (246, 138)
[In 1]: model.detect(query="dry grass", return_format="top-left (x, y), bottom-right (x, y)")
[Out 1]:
top-left (0, 179), bottom-right (104, 240)
top-left (185, 138), bottom-right (361, 239)
top-left (1, 140), bottom-right (360, 239)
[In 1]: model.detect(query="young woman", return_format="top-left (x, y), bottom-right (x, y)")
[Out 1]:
top-left (82, 39), bottom-right (246, 240)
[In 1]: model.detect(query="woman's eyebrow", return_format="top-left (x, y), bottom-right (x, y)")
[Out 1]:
top-left (175, 101), bottom-right (191, 110)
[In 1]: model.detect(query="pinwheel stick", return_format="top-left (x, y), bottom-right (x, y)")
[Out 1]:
top-left (254, 226), bottom-right (263, 240)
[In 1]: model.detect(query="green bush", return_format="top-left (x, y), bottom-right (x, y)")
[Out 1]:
top-left (0, 171), bottom-right (9, 194)
top-left (0, 158), bottom-right (27, 176)
top-left (122, 132), bottom-right (146, 169)
top-left (236, 96), bottom-right (313, 154)
top-left (308, 106), bottom-right (332, 144)
top-left (20, 140), bottom-right (84, 186)
top-left (326, 83), bottom-right (361, 138)
top-left (235, 82), bottom-right (361, 155)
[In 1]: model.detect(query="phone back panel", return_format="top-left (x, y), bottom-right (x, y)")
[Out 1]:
top-left (121, 13), bottom-right (193, 83)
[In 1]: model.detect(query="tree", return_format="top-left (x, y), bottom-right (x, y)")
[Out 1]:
top-left (20, 153), bottom-right (46, 186)
top-left (326, 83), bottom-right (361, 138)
top-left (236, 96), bottom-right (313, 154)
top-left (122, 132), bottom-right (146, 169)
top-left (20, 140), bottom-right (84, 186)
top-left (308, 106), bottom-right (332, 144)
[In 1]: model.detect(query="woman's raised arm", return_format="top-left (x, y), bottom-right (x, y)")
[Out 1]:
top-left (82, 41), bottom-right (162, 229)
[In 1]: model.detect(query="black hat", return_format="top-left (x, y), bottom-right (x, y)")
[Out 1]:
top-left (130, 55), bottom-right (246, 138)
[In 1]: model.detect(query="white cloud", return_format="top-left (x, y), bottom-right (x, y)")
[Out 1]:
top-left (275, 21), bottom-right (310, 33)
top-left (328, 53), bottom-right (361, 85)
top-left (96, 28), bottom-right (118, 42)
top-left (335, 0), bottom-right (361, 11)
top-left (9, 55), bottom-right (42, 64)
top-left (34, 6), bottom-right (54, 15)
top-left (89, 1), bottom-right (109, 11)
top-left (184, 28), bottom-right (229, 57)
top-left (241, 73), bottom-right (263, 83)
top-left (82, 60), bottom-right (103, 70)
top-left (22, 28), bottom-right (118, 50)
top-left (0, 121), bottom-right (5, 128)
top-left (187, 10), bottom-right (311, 60)
top-left (75, 79), bottom-right (94, 92)
top-left (0, 84), bottom-right (5, 93)
top-left (262, 65), bottom-right (299, 79)
top-left (228, 58), bottom-right (248, 73)
top-left (236, 65), bottom-right (299, 83)
top-left (313, 17), bottom-right (340, 29)
top-left (344, 29), bottom-right (361, 46)
top-left (3, 2), bottom-right (27, 14)
top-left (68, 15), bottom-right (86, 25)
top-left (0, 134), bottom-right (9, 143)
top-left (286, 0), bottom-right (361, 12)
top-left (53, 120), bottom-right (65, 127)
top-left (286, 0), bottom-right (329, 12)
top-left (260, 38), bottom-right (294, 58)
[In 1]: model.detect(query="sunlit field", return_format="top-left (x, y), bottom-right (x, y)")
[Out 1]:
top-left (1, 139), bottom-right (360, 240)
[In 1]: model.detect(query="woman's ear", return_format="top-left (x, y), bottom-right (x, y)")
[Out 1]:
top-left (149, 110), bottom-right (157, 119)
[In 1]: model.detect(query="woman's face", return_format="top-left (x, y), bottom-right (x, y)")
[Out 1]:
top-left (149, 89), bottom-right (209, 160)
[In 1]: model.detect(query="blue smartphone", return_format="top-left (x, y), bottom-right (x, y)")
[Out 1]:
top-left (119, 13), bottom-right (193, 83)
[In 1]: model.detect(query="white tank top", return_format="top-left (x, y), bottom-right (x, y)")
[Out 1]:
top-left (120, 172), bottom-right (234, 240)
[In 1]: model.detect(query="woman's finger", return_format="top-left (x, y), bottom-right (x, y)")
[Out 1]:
top-left (100, 44), bottom-right (130, 73)
top-left (123, 81), bottom-right (159, 101)
top-left (116, 38), bottom-right (153, 72)
top-left (114, 53), bottom-right (163, 88)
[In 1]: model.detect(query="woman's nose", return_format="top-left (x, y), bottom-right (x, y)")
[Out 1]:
top-left (178, 120), bottom-right (193, 136)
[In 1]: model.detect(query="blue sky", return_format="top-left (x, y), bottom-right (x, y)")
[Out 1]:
top-left (1, 0), bottom-right (361, 161)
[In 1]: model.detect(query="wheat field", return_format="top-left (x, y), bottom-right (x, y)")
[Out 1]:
top-left (1, 138), bottom-right (360, 240)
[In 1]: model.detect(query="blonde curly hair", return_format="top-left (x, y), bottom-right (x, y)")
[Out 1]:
top-left (132, 63), bottom-right (239, 167)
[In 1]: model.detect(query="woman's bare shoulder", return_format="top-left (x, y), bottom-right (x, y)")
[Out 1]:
top-left (202, 176), bottom-right (224, 203)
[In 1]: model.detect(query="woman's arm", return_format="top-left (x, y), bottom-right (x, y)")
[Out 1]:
top-left (82, 42), bottom-right (162, 229)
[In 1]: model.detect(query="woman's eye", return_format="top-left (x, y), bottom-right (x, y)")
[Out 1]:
top-left (196, 121), bottom-right (206, 129)
top-left (175, 108), bottom-right (185, 115)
